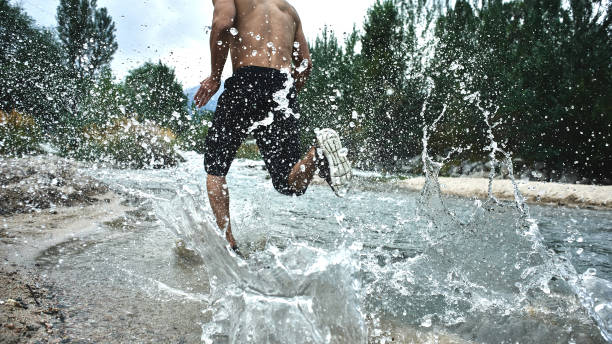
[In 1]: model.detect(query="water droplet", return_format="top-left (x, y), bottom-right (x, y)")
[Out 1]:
top-left (296, 59), bottom-right (309, 73)
top-left (420, 317), bottom-right (432, 327)
top-left (229, 27), bottom-right (238, 36)
top-left (293, 41), bottom-right (300, 48)
top-left (251, 50), bottom-right (257, 56)
top-left (217, 41), bottom-right (223, 46)
top-left (255, 34), bottom-right (261, 40)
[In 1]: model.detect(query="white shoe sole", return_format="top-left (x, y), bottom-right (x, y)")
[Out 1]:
top-left (316, 128), bottom-right (352, 197)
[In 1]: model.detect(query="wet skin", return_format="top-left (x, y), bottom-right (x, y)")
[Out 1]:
top-left (195, 0), bottom-right (315, 249)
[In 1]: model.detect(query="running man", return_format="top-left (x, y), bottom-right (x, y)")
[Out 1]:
top-left (194, 0), bottom-right (351, 252)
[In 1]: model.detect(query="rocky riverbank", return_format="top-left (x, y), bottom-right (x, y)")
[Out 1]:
top-left (0, 264), bottom-right (71, 344)
top-left (0, 155), bottom-right (109, 215)
top-left (0, 154), bottom-right (132, 342)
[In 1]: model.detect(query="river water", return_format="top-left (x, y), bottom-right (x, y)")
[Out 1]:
top-left (31, 149), bottom-right (611, 343)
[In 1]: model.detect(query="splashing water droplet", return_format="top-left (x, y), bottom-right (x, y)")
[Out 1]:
top-left (420, 317), bottom-right (432, 328)
top-left (296, 59), bottom-right (309, 73)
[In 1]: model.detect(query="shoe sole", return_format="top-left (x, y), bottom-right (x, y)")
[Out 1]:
top-left (316, 129), bottom-right (352, 197)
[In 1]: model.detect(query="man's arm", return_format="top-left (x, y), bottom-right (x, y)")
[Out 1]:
top-left (195, 0), bottom-right (236, 108)
top-left (209, 0), bottom-right (235, 80)
top-left (291, 14), bottom-right (312, 93)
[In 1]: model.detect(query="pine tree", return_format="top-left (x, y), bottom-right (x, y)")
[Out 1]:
top-left (359, 0), bottom-right (416, 168)
top-left (56, 0), bottom-right (117, 81)
top-left (0, 0), bottom-right (71, 131)
top-left (298, 27), bottom-right (345, 139)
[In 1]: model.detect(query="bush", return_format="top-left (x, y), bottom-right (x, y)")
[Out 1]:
top-left (236, 141), bottom-right (262, 160)
top-left (0, 109), bottom-right (42, 156)
top-left (124, 61), bottom-right (190, 134)
top-left (73, 117), bottom-right (183, 169)
top-left (178, 124), bottom-right (208, 154)
top-left (178, 112), bottom-right (213, 154)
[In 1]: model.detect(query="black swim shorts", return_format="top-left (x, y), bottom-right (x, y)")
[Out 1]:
top-left (204, 66), bottom-right (304, 196)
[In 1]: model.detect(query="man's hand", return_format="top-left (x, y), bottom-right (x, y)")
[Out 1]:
top-left (194, 76), bottom-right (221, 108)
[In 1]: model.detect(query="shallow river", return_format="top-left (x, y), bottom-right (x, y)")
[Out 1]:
top-left (35, 152), bottom-right (611, 343)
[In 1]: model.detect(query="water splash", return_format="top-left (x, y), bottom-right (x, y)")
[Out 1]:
top-left (404, 92), bottom-right (611, 342)
top-left (154, 185), bottom-right (367, 343)
top-left (273, 68), bottom-right (299, 119)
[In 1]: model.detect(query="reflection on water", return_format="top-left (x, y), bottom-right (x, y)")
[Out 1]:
top-left (34, 151), bottom-right (612, 343)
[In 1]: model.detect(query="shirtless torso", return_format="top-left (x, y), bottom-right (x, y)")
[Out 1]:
top-left (194, 0), bottom-right (311, 107)
top-left (228, 0), bottom-right (300, 72)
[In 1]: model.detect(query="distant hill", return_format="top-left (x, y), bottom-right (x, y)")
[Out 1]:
top-left (184, 82), bottom-right (225, 113)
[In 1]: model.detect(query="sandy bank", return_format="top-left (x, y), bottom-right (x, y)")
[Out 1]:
top-left (0, 191), bottom-right (132, 263)
top-left (398, 177), bottom-right (612, 209)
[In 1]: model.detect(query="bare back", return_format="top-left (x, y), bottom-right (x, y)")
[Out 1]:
top-left (229, 0), bottom-right (300, 71)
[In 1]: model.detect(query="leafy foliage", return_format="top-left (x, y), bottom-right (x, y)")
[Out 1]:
top-left (300, 0), bottom-right (611, 181)
top-left (124, 62), bottom-right (190, 134)
top-left (56, 0), bottom-right (117, 81)
top-left (74, 117), bottom-right (182, 169)
top-left (0, 110), bottom-right (42, 157)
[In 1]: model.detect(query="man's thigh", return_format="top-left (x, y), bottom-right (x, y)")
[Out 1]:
top-left (204, 93), bottom-right (252, 176)
top-left (254, 113), bottom-right (301, 189)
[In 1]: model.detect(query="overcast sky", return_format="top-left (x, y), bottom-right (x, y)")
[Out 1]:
top-left (15, 0), bottom-right (376, 87)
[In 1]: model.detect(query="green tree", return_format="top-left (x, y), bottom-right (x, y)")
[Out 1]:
top-left (298, 27), bottom-right (345, 141)
top-left (124, 61), bottom-right (190, 134)
top-left (427, 0), bottom-right (611, 181)
top-left (0, 0), bottom-right (71, 132)
top-left (82, 66), bottom-right (126, 126)
top-left (56, 0), bottom-right (118, 81)
top-left (359, 0), bottom-right (424, 169)
top-left (297, 27), bottom-right (368, 162)
top-left (513, 0), bottom-right (612, 180)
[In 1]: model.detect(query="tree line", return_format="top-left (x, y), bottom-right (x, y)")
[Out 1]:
top-left (0, 0), bottom-right (192, 166)
top-left (1, 0), bottom-right (610, 181)
top-left (298, 0), bottom-right (611, 183)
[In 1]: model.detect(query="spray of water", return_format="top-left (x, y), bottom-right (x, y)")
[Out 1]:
top-left (411, 91), bottom-right (611, 342)
top-left (154, 184), bottom-right (367, 344)
top-left (135, 79), bottom-right (611, 342)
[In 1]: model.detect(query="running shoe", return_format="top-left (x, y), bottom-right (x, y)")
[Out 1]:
top-left (315, 128), bottom-right (352, 197)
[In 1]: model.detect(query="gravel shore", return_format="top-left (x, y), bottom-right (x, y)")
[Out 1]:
top-left (0, 155), bottom-right (131, 342)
